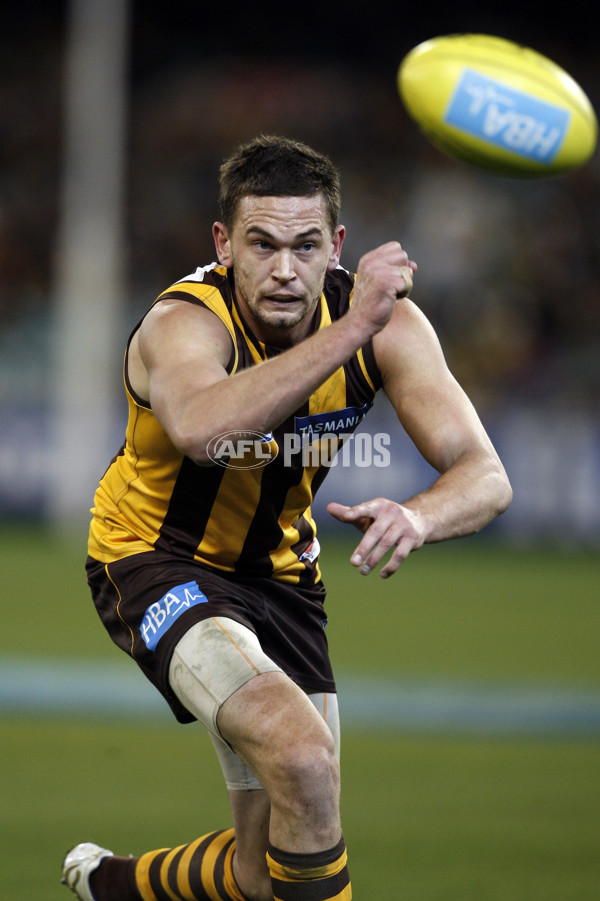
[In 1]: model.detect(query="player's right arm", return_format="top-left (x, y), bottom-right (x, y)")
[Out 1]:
top-left (129, 293), bottom-right (376, 465)
top-left (128, 244), bottom-right (414, 465)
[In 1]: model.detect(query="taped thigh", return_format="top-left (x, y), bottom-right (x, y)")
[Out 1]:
top-left (168, 616), bottom-right (284, 739)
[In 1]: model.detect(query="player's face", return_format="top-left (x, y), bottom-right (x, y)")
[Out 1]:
top-left (213, 194), bottom-right (344, 346)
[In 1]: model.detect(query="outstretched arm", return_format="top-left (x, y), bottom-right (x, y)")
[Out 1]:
top-left (327, 298), bottom-right (512, 577)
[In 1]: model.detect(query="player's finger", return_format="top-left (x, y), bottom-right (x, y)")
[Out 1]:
top-left (395, 265), bottom-right (414, 299)
top-left (360, 528), bottom-right (405, 574)
top-left (326, 501), bottom-right (352, 521)
top-left (351, 517), bottom-right (397, 573)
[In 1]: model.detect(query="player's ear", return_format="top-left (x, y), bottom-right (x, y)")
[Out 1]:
top-left (326, 225), bottom-right (345, 271)
top-left (213, 222), bottom-right (233, 267)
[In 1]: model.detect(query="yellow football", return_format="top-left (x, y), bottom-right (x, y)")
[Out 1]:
top-left (397, 33), bottom-right (598, 177)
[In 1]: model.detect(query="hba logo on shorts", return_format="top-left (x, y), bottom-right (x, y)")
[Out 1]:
top-left (140, 581), bottom-right (208, 651)
top-left (445, 69), bottom-right (570, 162)
top-left (206, 430), bottom-right (278, 469)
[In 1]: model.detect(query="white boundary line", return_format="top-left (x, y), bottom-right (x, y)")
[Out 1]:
top-left (1, 657), bottom-right (600, 736)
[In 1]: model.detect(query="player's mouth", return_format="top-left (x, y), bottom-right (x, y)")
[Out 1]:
top-left (264, 294), bottom-right (303, 306)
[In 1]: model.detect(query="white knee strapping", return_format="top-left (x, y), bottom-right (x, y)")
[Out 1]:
top-left (209, 731), bottom-right (264, 791)
top-left (306, 691), bottom-right (341, 761)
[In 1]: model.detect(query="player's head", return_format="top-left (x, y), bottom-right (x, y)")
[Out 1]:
top-left (218, 135), bottom-right (341, 235)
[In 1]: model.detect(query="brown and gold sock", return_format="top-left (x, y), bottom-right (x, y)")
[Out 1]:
top-left (89, 854), bottom-right (138, 900)
top-left (90, 829), bottom-right (246, 901)
top-left (267, 836), bottom-right (352, 900)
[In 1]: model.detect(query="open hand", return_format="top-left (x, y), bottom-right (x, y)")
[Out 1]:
top-left (327, 497), bottom-right (426, 578)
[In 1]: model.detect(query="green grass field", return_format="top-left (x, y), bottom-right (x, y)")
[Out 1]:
top-left (1, 525), bottom-right (599, 900)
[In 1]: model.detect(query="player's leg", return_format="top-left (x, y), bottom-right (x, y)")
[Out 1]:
top-left (208, 691), bottom-right (341, 898)
top-left (129, 635), bottom-right (349, 900)
top-left (167, 618), bottom-right (350, 899)
top-left (228, 788), bottom-right (272, 899)
top-left (216, 671), bottom-right (351, 900)
top-left (218, 670), bottom-right (340, 850)
top-left (63, 615), bottom-right (278, 901)
top-left (74, 789), bottom-right (262, 901)
top-left (131, 618), bottom-right (282, 901)
top-left (63, 618), bottom-right (350, 900)
top-left (208, 693), bottom-right (341, 898)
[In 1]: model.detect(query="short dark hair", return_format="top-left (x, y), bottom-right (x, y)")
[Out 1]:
top-left (218, 135), bottom-right (341, 233)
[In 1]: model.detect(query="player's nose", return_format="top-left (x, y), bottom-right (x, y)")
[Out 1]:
top-left (272, 249), bottom-right (295, 281)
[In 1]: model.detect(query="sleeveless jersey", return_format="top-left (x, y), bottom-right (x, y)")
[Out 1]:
top-left (88, 264), bottom-right (381, 585)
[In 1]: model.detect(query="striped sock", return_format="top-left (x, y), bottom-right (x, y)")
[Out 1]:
top-left (134, 828), bottom-right (246, 901)
top-left (267, 837), bottom-right (352, 900)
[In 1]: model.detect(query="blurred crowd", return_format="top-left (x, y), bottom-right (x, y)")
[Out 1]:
top-left (1, 22), bottom-right (599, 417)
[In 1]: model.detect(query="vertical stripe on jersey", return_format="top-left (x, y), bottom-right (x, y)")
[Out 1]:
top-left (154, 457), bottom-right (226, 558)
top-left (229, 297), bottom-right (268, 364)
top-left (233, 419), bottom-right (308, 579)
top-left (193, 464), bottom-right (267, 572)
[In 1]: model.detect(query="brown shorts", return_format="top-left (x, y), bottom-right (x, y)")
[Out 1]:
top-left (86, 551), bottom-right (335, 723)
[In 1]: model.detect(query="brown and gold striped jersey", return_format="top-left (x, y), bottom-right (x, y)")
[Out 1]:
top-left (88, 264), bottom-right (381, 585)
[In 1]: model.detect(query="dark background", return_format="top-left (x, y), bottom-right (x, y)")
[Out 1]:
top-left (2, 1), bottom-right (599, 536)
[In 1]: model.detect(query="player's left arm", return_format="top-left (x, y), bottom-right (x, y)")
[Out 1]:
top-left (327, 298), bottom-right (512, 577)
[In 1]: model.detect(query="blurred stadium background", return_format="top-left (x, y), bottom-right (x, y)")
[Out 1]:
top-left (2, 0), bottom-right (600, 535)
top-left (1, 2), bottom-right (599, 899)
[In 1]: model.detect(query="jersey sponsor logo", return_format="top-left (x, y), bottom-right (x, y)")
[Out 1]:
top-left (206, 430), bottom-right (278, 469)
top-left (140, 581), bottom-right (208, 651)
top-left (444, 69), bottom-right (569, 162)
top-left (293, 402), bottom-right (372, 443)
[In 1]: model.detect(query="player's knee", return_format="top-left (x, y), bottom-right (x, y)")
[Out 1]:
top-left (272, 731), bottom-right (340, 817)
top-left (218, 672), bottom-right (339, 817)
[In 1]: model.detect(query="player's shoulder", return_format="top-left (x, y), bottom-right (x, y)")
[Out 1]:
top-left (324, 265), bottom-right (355, 293)
top-left (138, 264), bottom-right (233, 348)
top-left (156, 262), bottom-right (231, 304)
top-left (143, 262), bottom-right (234, 331)
top-left (384, 296), bottom-right (441, 341)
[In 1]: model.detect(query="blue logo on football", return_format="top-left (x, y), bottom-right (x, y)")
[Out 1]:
top-left (444, 69), bottom-right (570, 163)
